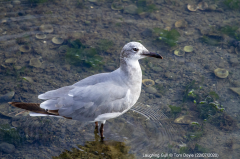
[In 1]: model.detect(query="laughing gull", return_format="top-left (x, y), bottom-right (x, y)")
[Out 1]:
top-left (9, 42), bottom-right (163, 139)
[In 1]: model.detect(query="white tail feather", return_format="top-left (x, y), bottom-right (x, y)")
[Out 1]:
top-left (29, 112), bottom-right (49, 116)
top-left (29, 112), bottom-right (63, 118)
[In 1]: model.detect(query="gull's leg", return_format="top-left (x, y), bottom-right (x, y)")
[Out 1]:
top-left (100, 123), bottom-right (104, 140)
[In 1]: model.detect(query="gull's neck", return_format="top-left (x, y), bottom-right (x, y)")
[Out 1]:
top-left (119, 57), bottom-right (142, 85)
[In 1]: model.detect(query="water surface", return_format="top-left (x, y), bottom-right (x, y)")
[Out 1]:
top-left (0, 0), bottom-right (240, 158)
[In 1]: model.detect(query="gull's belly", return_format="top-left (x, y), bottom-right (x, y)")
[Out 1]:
top-left (93, 88), bottom-right (140, 123)
top-left (93, 105), bottom-right (131, 123)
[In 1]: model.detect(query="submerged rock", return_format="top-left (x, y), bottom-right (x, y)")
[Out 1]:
top-left (29, 58), bottom-right (42, 68)
top-left (145, 87), bottom-right (157, 94)
top-left (208, 4), bottom-right (217, 11)
top-left (111, 1), bottom-right (124, 11)
top-left (230, 87), bottom-right (240, 96)
top-left (151, 67), bottom-right (163, 72)
top-left (174, 50), bottom-right (185, 56)
top-left (12, 121), bottom-right (20, 127)
top-left (19, 45), bottom-right (31, 53)
top-left (231, 80), bottom-right (240, 87)
top-left (174, 115), bottom-right (194, 124)
top-left (36, 33), bottom-right (46, 39)
top-left (124, 5), bottom-right (138, 14)
top-left (184, 45), bottom-right (193, 52)
top-left (0, 91), bottom-right (15, 103)
top-left (214, 68), bottom-right (229, 78)
top-left (5, 58), bottom-right (17, 64)
top-left (52, 37), bottom-right (64, 44)
top-left (13, 0), bottom-right (21, 5)
top-left (142, 79), bottom-right (155, 87)
top-left (22, 77), bottom-right (34, 83)
top-left (165, 71), bottom-right (176, 80)
top-left (141, 28), bottom-right (153, 38)
top-left (175, 19), bottom-right (188, 28)
top-left (197, 2), bottom-right (208, 10)
top-left (39, 24), bottom-right (54, 33)
top-left (187, 4), bottom-right (198, 11)
top-left (229, 58), bottom-right (239, 66)
top-left (0, 142), bottom-right (15, 153)
top-left (14, 66), bottom-right (22, 70)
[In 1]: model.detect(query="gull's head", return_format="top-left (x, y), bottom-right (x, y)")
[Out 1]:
top-left (120, 42), bottom-right (163, 61)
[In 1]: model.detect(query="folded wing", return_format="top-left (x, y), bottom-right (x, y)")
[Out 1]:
top-left (38, 81), bottom-right (130, 121)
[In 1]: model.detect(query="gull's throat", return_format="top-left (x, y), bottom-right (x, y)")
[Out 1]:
top-left (120, 58), bottom-right (142, 85)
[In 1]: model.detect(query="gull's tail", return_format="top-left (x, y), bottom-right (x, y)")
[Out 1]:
top-left (8, 102), bottom-right (71, 119)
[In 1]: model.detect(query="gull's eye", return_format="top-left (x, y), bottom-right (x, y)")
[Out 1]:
top-left (133, 48), bottom-right (139, 52)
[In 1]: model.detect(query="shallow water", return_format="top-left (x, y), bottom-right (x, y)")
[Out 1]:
top-left (0, 0), bottom-right (240, 158)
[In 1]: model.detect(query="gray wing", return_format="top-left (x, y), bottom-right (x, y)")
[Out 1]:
top-left (38, 72), bottom-right (111, 100)
top-left (59, 82), bottom-right (130, 121)
top-left (38, 81), bottom-right (130, 121)
top-left (38, 69), bottom-right (130, 121)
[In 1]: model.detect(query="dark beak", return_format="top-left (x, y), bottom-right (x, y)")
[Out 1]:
top-left (142, 52), bottom-right (163, 59)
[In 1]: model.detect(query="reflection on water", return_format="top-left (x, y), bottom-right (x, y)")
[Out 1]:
top-left (0, 0), bottom-right (240, 158)
top-left (53, 129), bottom-right (135, 159)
